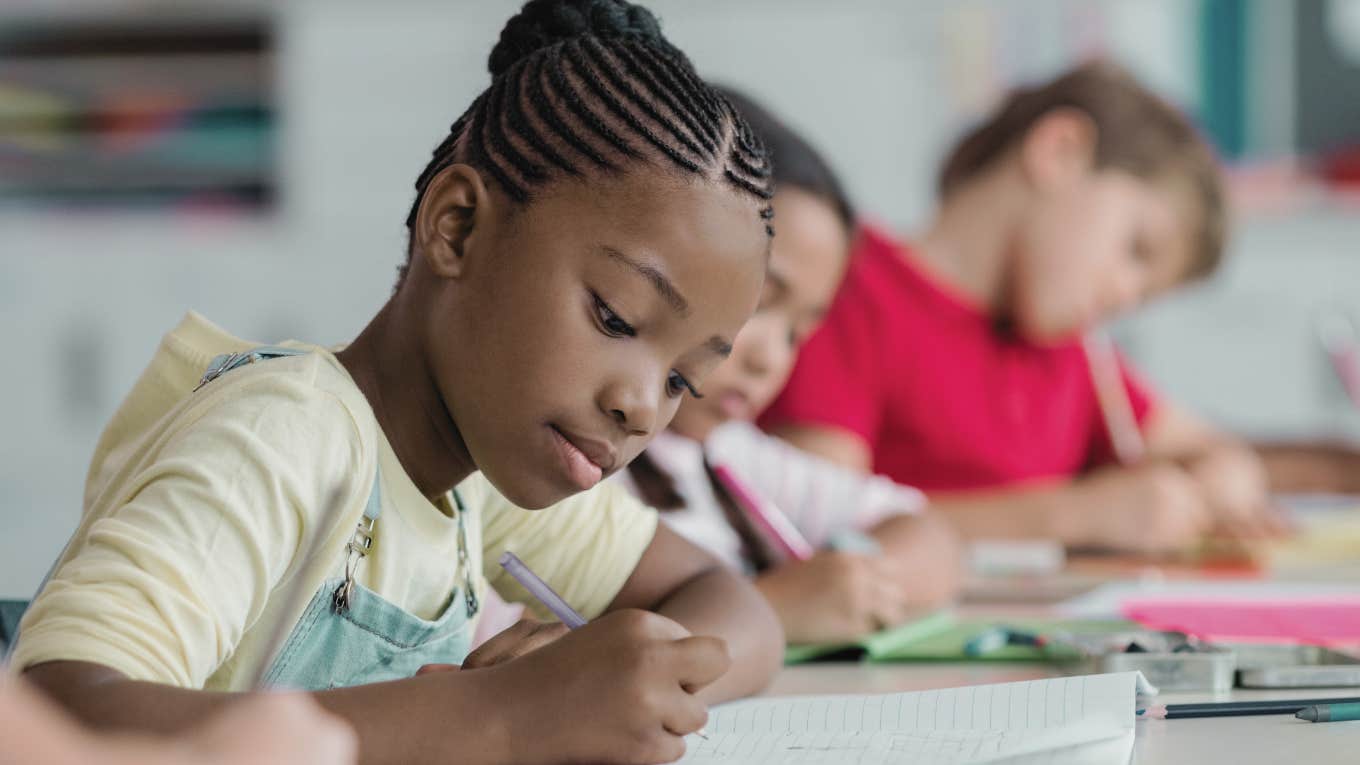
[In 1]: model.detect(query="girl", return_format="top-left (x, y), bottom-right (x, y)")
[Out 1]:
top-left (621, 88), bottom-right (961, 646)
top-left (761, 61), bottom-right (1281, 554)
top-left (12, 2), bottom-right (783, 764)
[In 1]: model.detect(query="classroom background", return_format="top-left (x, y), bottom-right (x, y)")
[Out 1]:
top-left (3, 0), bottom-right (1359, 597)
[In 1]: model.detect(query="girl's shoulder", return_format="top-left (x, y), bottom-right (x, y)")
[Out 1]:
top-left (86, 313), bottom-right (379, 509)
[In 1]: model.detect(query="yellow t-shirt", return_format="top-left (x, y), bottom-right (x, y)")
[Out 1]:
top-left (13, 313), bottom-right (658, 691)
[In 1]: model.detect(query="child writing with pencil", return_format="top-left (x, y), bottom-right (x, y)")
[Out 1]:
top-left (11, 2), bottom-right (784, 763)
top-left (761, 61), bottom-right (1281, 554)
top-left (620, 88), bottom-right (962, 646)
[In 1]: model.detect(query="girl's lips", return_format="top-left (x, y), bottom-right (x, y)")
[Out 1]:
top-left (549, 426), bottom-right (604, 490)
top-left (716, 390), bottom-right (752, 420)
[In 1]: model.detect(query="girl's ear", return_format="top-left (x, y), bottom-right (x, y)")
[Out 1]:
top-left (414, 164), bottom-right (493, 280)
top-left (1018, 107), bottom-right (1098, 193)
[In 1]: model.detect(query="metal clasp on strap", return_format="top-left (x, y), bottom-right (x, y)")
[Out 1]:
top-left (453, 490), bottom-right (479, 619)
top-left (332, 514), bottom-right (376, 613)
top-left (194, 352), bottom-right (246, 391)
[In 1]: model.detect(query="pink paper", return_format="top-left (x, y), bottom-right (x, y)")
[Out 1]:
top-left (1123, 597), bottom-right (1360, 645)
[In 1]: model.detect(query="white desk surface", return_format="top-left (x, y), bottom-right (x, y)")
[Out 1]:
top-left (768, 663), bottom-right (1360, 764)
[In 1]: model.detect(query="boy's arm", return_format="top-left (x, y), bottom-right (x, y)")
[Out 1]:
top-left (931, 462), bottom-right (1214, 554)
top-left (1142, 404), bottom-right (1280, 535)
top-left (603, 523), bottom-right (783, 703)
top-left (1255, 441), bottom-right (1360, 494)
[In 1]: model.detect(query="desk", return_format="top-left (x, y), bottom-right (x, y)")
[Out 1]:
top-left (768, 663), bottom-right (1360, 764)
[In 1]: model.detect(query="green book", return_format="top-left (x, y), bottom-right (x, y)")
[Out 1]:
top-left (785, 614), bottom-right (1136, 664)
top-left (884, 618), bottom-right (1137, 663)
top-left (784, 610), bottom-right (956, 664)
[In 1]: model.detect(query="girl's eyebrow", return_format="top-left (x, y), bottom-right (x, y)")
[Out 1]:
top-left (599, 245), bottom-right (690, 317)
top-left (596, 244), bottom-right (731, 358)
top-left (706, 336), bottom-right (733, 358)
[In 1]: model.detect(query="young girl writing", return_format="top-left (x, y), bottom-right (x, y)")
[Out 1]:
top-left (13, 2), bottom-right (783, 763)
top-left (761, 61), bottom-right (1280, 554)
top-left (620, 88), bottom-right (961, 646)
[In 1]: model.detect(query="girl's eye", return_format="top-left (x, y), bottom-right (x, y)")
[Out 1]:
top-left (592, 294), bottom-right (636, 338)
top-left (666, 370), bottom-right (703, 399)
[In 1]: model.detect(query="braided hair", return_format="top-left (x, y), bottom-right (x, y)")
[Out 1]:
top-left (400, 0), bottom-right (775, 283)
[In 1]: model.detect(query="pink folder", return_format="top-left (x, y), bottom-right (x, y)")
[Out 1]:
top-left (1123, 597), bottom-right (1360, 645)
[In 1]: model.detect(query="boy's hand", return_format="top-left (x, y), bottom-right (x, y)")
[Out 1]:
top-left (490, 609), bottom-right (727, 765)
top-left (1073, 462), bottom-right (1214, 554)
top-left (755, 551), bottom-right (910, 644)
top-left (1184, 446), bottom-right (1287, 539)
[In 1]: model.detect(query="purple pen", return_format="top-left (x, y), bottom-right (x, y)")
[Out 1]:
top-left (499, 551), bottom-right (588, 629)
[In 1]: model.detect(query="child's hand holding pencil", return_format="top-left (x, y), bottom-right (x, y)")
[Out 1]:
top-left (478, 609), bottom-right (727, 764)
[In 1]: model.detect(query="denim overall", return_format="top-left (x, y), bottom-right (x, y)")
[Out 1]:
top-left (201, 347), bottom-right (482, 689)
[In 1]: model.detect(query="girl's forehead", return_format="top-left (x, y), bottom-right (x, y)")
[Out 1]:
top-left (517, 171), bottom-right (768, 325)
top-left (525, 172), bottom-right (768, 269)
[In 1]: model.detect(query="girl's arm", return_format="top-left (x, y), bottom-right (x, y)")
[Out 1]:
top-left (26, 604), bottom-right (729, 765)
top-left (22, 659), bottom-right (510, 765)
top-left (602, 523), bottom-right (784, 703)
top-left (766, 423), bottom-right (873, 472)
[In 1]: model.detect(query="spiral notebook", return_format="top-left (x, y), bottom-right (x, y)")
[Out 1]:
top-left (680, 672), bottom-right (1140, 764)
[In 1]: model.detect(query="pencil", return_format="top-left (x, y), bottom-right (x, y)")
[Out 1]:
top-left (710, 464), bottom-right (814, 561)
top-left (1084, 330), bottom-right (1145, 465)
top-left (1138, 696), bottom-right (1360, 719)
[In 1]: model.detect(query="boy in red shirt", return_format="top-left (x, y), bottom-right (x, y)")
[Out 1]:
top-left (761, 61), bottom-right (1280, 554)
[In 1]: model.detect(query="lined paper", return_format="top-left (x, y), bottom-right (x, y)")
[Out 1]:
top-left (680, 672), bottom-right (1138, 764)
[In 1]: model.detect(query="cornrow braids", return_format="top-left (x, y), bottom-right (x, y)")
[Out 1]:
top-left (399, 0), bottom-right (774, 284)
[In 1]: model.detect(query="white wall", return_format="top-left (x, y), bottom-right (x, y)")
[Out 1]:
top-left (2, 0), bottom-right (1355, 596)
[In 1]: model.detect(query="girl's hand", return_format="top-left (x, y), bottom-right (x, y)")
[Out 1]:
top-left (416, 617), bottom-right (571, 676)
top-left (755, 551), bottom-right (910, 644)
top-left (488, 609), bottom-right (728, 765)
top-left (461, 617), bottom-right (571, 670)
top-left (1071, 462), bottom-right (1214, 554)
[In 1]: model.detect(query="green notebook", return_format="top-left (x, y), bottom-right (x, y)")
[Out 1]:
top-left (785, 613), bottom-right (1137, 664)
top-left (784, 611), bottom-right (956, 664)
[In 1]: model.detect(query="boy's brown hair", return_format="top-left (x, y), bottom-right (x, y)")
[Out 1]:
top-left (938, 60), bottom-right (1226, 280)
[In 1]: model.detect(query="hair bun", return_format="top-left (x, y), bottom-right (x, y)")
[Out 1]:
top-left (489, 0), bottom-right (672, 77)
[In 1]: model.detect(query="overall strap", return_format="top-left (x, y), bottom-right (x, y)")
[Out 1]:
top-left (195, 345), bottom-right (309, 391)
top-left (194, 344), bottom-right (387, 610)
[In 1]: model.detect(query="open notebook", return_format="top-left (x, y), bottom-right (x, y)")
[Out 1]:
top-left (680, 672), bottom-right (1140, 765)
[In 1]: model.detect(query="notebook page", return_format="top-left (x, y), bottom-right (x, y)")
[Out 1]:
top-left (679, 672), bottom-right (1137, 765)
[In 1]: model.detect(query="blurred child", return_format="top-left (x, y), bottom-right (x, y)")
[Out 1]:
top-left (621, 88), bottom-right (961, 646)
top-left (12, 2), bottom-right (784, 764)
top-left (762, 61), bottom-right (1280, 554)
top-left (1, 674), bottom-right (355, 765)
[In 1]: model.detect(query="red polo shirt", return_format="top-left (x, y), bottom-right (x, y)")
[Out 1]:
top-left (759, 224), bottom-right (1156, 492)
